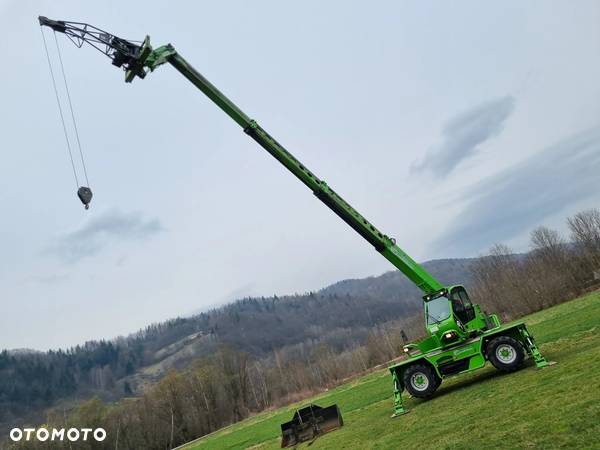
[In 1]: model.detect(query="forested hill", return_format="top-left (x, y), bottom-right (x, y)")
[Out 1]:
top-left (199, 258), bottom-right (475, 355)
top-left (0, 258), bottom-right (473, 432)
top-left (321, 258), bottom-right (476, 299)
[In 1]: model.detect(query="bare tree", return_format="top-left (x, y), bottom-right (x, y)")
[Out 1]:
top-left (568, 208), bottom-right (600, 278)
top-left (527, 226), bottom-right (577, 306)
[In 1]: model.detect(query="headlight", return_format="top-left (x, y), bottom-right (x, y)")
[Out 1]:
top-left (443, 331), bottom-right (458, 341)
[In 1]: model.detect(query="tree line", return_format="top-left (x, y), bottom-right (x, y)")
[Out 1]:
top-left (2, 265), bottom-right (447, 433)
top-left (471, 208), bottom-right (600, 320)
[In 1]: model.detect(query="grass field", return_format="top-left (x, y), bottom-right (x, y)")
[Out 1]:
top-left (182, 291), bottom-right (600, 450)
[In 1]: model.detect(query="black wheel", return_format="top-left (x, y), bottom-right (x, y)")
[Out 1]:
top-left (403, 364), bottom-right (440, 398)
top-left (432, 373), bottom-right (442, 390)
top-left (486, 336), bottom-right (525, 372)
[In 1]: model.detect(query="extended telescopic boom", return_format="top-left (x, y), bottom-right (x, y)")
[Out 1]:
top-left (39, 17), bottom-right (444, 294)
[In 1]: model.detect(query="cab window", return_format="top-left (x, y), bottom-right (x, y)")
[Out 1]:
top-left (451, 287), bottom-right (475, 323)
top-left (425, 294), bottom-right (451, 325)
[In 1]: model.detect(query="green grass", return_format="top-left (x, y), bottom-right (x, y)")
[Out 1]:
top-left (183, 291), bottom-right (600, 450)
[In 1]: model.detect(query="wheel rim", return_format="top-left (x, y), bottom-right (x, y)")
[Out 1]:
top-left (410, 372), bottom-right (429, 391)
top-left (496, 344), bottom-right (517, 364)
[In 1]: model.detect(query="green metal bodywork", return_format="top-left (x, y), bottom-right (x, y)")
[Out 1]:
top-left (138, 42), bottom-right (444, 295)
top-left (387, 284), bottom-right (548, 416)
top-left (389, 318), bottom-right (548, 416)
top-left (40, 21), bottom-right (549, 417)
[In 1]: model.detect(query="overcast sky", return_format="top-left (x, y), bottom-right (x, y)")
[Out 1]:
top-left (1, 1), bottom-right (599, 351)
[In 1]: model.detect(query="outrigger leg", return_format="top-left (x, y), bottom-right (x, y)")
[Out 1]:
top-left (519, 326), bottom-right (549, 368)
top-left (391, 370), bottom-right (407, 417)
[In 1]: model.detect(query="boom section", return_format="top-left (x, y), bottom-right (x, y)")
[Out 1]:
top-left (166, 51), bottom-right (442, 294)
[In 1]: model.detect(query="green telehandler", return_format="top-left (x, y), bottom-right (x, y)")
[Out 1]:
top-left (39, 17), bottom-right (549, 417)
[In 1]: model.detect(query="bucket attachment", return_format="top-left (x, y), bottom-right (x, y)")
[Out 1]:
top-left (280, 403), bottom-right (343, 448)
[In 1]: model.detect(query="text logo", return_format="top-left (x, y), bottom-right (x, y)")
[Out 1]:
top-left (9, 428), bottom-right (107, 442)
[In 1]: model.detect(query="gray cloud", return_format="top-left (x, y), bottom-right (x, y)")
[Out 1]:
top-left (413, 96), bottom-right (515, 175)
top-left (49, 209), bottom-right (163, 263)
top-left (434, 126), bottom-right (600, 256)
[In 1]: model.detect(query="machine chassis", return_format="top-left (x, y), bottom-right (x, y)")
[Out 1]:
top-left (389, 321), bottom-right (548, 416)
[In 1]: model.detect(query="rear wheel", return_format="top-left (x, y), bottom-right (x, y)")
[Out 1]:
top-left (487, 336), bottom-right (525, 372)
top-left (403, 364), bottom-right (440, 398)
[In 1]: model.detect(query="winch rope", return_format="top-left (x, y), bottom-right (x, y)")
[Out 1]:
top-left (53, 30), bottom-right (90, 188)
top-left (40, 26), bottom-right (79, 189)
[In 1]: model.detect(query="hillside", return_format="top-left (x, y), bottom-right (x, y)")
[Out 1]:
top-left (320, 258), bottom-right (476, 299)
top-left (181, 290), bottom-right (600, 450)
top-left (0, 258), bottom-right (473, 434)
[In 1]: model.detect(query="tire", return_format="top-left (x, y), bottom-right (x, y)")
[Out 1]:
top-left (403, 364), bottom-right (440, 398)
top-left (432, 373), bottom-right (442, 390)
top-left (486, 336), bottom-right (525, 372)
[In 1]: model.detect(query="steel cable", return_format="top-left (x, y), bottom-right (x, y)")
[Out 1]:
top-left (53, 30), bottom-right (90, 188)
top-left (40, 26), bottom-right (79, 188)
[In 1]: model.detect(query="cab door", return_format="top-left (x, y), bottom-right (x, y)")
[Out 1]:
top-left (450, 286), bottom-right (475, 324)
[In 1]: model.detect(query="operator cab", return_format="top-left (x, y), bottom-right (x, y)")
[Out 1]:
top-left (423, 286), bottom-right (476, 342)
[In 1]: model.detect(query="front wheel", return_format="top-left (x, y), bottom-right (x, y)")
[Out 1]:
top-left (403, 364), bottom-right (440, 398)
top-left (487, 336), bottom-right (525, 372)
